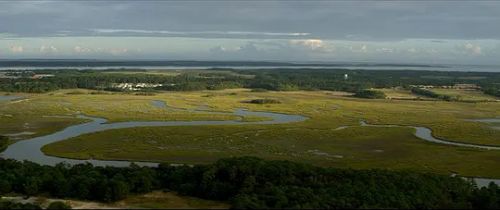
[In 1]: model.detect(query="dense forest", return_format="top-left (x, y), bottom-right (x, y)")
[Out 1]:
top-left (0, 157), bottom-right (499, 209)
top-left (1, 68), bottom-right (500, 97)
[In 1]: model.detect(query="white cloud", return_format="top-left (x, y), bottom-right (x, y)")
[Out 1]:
top-left (427, 49), bottom-right (438, 54)
top-left (40, 45), bottom-right (58, 53)
top-left (73, 46), bottom-right (92, 53)
top-left (209, 45), bottom-right (244, 53)
top-left (349, 45), bottom-right (368, 53)
top-left (289, 39), bottom-right (334, 53)
top-left (209, 43), bottom-right (260, 55)
top-left (376, 47), bottom-right (393, 53)
top-left (407, 48), bottom-right (417, 53)
top-left (108, 48), bottom-right (129, 55)
top-left (209, 46), bottom-right (227, 53)
top-left (9, 45), bottom-right (23, 53)
top-left (92, 29), bottom-right (310, 37)
top-left (464, 43), bottom-right (482, 55)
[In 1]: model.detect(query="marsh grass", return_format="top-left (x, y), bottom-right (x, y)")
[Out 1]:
top-left (2, 89), bottom-right (499, 178)
top-left (32, 88), bottom-right (500, 178)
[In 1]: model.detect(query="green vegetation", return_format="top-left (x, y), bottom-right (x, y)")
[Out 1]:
top-left (482, 84), bottom-right (500, 98)
top-left (1, 67), bottom-right (500, 208)
top-left (432, 88), bottom-right (499, 102)
top-left (0, 88), bottom-right (488, 178)
top-left (42, 122), bottom-right (500, 178)
top-left (0, 136), bottom-right (8, 152)
top-left (245, 98), bottom-right (282, 104)
top-left (0, 157), bottom-right (500, 209)
top-left (250, 88), bottom-right (268, 92)
top-left (353, 89), bottom-right (386, 99)
top-left (0, 157), bottom-right (499, 209)
top-left (0, 200), bottom-right (42, 209)
top-left (2, 68), bottom-right (500, 94)
top-left (411, 87), bottom-right (458, 101)
top-left (410, 87), bottom-right (499, 102)
top-left (46, 201), bottom-right (71, 209)
top-left (114, 191), bottom-right (229, 209)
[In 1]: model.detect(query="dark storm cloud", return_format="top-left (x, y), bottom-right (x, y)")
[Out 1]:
top-left (1, 1), bottom-right (499, 40)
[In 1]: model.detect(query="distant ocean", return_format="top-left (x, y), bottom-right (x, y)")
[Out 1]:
top-left (0, 60), bottom-right (498, 72)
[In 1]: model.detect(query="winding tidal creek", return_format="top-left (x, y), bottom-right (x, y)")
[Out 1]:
top-left (1, 100), bottom-right (499, 186)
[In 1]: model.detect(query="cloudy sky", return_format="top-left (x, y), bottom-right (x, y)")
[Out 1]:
top-left (1, 1), bottom-right (500, 65)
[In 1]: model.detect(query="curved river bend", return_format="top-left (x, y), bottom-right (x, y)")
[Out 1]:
top-left (1, 102), bottom-right (499, 186)
top-left (359, 121), bottom-right (500, 150)
top-left (1, 108), bottom-right (307, 167)
top-left (2, 107), bottom-right (500, 166)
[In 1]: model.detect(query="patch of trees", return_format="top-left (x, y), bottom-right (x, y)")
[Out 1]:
top-left (0, 136), bottom-right (8, 152)
top-left (0, 70), bottom-right (248, 93)
top-left (245, 99), bottom-right (282, 104)
top-left (46, 201), bottom-right (71, 209)
top-left (0, 157), bottom-right (499, 209)
top-left (411, 88), bottom-right (458, 101)
top-left (482, 85), bottom-right (500, 98)
top-left (353, 89), bottom-right (386, 99)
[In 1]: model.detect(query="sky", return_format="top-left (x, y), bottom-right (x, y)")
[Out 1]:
top-left (1, 1), bottom-right (500, 65)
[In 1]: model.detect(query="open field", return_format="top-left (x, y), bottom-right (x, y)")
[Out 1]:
top-left (431, 88), bottom-right (499, 102)
top-left (0, 88), bottom-right (487, 178)
top-left (378, 88), bottom-right (419, 99)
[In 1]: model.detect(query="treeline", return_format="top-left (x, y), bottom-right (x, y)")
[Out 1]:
top-left (0, 157), bottom-right (499, 209)
top-left (0, 70), bottom-right (248, 93)
top-left (411, 87), bottom-right (459, 101)
top-left (353, 89), bottom-right (386, 99)
top-left (237, 68), bottom-right (500, 93)
top-left (482, 84), bottom-right (500, 98)
top-left (1, 69), bottom-right (500, 95)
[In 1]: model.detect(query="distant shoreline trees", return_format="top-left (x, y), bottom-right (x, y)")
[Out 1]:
top-left (1, 69), bottom-right (500, 99)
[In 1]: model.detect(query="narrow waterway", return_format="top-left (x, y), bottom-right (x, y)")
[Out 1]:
top-left (0, 95), bottom-right (23, 102)
top-left (1, 101), bottom-right (499, 187)
top-left (360, 121), bottom-right (500, 150)
top-left (1, 109), bottom-right (307, 167)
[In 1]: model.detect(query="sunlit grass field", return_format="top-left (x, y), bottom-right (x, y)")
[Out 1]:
top-left (377, 88), bottom-right (423, 100)
top-left (432, 88), bottom-right (499, 102)
top-left (2, 88), bottom-right (500, 178)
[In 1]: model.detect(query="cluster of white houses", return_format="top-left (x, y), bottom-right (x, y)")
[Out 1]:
top-left (112, 83), bottom-right (166, 91)
top-left (409, 83), bottom-right (479, 90)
